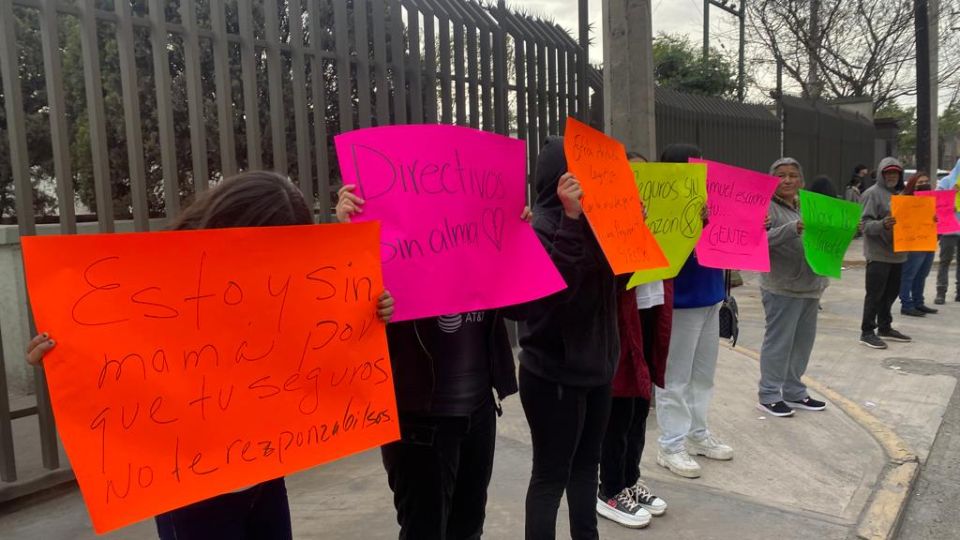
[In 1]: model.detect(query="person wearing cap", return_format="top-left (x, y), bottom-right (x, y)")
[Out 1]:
top-left (756, 158), bottom-right (829, 417)
top-left (859, 157), bottom-right (912, 350)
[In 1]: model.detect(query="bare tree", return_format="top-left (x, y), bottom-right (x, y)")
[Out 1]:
top-left (747, 0), bottom-right (960, 110)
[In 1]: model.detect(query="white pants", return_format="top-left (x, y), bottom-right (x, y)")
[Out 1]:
top-left (656, 303), bottom-right (721, 453)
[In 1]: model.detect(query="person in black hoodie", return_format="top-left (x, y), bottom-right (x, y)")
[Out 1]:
top-left (519, 136), bottom-right (621, 540)
top-left (336, 186), bottom-right (530, 540)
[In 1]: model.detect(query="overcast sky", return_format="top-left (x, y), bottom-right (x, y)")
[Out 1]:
top-left (512, 1), bottom-right (955, 110)
top-left (512, 0), bottom-right (742, 66)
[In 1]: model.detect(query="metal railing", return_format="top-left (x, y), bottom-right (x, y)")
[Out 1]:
top-left (0, 0), bottom-right (598, 493)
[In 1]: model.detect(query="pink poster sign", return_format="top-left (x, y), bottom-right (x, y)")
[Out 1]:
top-left (917, 191), bottom-right (960, 234)
top-left (692, 159), bottom-right (779, 272)
top-left (335, 125), bottom-right (566, 321)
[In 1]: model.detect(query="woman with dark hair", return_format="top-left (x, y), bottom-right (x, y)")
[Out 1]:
top-left (27, 171), bottom-right (395, 540)
top-left (898, 172), bottom-right (939, 317)
top-left (519, 136), bottom-right (621, 540)
top-left (654, 144), bottom-right (733, 480)
top-left (596, 152), bottom-right (670, 529)
top-left (809, 175), bottom-right (838, 198)
top-left (336, 181), bottom-right (531, 539)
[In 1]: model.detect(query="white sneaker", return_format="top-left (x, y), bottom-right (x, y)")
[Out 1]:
top-left (687, 435), bottom-right (734, 461)
top-left (596, 489), bottom-right (652, 528)
top-left (628, 480), bottom-right (667, 516)
top-left (656, 449), bottom-right (702, 478)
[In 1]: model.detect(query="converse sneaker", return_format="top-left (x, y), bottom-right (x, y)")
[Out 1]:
top-left (687, 434), bottom-right (734, 461)
top-left (628, 480), bottom-right (667, 517)
top-left (656, 449), bottom-right (702, 478)
top-left (878, 328), bottom-right (912, 342)
top-left (859, 334), bottom-right (888, 349)
top-left (596, 489), bottom-right (652, 528)
top-left (785, 397), bottom-right (827, 411)
top-left (757, 401), bottom-right (796, 417)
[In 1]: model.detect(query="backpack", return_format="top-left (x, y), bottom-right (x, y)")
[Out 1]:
top-left (719, 270), bottom-right (739, 346)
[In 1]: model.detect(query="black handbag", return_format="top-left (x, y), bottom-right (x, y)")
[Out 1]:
top-left (719, 270), bottom-right (739, 346)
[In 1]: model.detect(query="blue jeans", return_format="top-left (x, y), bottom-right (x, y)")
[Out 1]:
top-left (900, 252), bottom-right (936, 310)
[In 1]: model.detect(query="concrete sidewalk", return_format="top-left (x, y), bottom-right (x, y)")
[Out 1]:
top-left (0, 348), bottom-right (889, 539)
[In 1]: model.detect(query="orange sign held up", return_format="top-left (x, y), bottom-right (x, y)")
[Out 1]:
top-left (891, 195), bottom-right (938, 252)
top-left (21, 222), bottom-right (398, 534)
top-left (563, 117), bottom-right (668, 274)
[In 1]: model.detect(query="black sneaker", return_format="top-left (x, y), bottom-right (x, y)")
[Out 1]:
top-left (786, 397), bottom-right (827, 411)
top-left (900, 307), bottom-right (926, 317)
top-left (935, 294), bottom-right (946, 305)
top-left (756, 401), bottom-right (795, 417)
top-left (596, 490), bottom-right (651, 528)
top-left (860, 334), bottom-right (888, 349)
top-left (917, 305), bottom-right (939, 314)
top-left (878, 329), bottom-right (912, 342)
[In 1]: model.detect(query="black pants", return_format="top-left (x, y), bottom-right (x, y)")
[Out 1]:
top-left (599, 396), bottom-right (650, 498)
top-left (862, 261), bottom-right (903, 335)
top-left (520, 366), bottom-right (612, 540)
top-left (380, 401), bottom-right (497, 540)
top-left (154, 478), bottom-right (291, 540)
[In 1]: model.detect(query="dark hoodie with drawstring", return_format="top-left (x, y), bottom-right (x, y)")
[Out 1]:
top-left (518, 136), bottom-right (622, 388)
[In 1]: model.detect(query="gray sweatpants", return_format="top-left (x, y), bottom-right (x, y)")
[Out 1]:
top-left (758, 290), bottom-right (819, 404)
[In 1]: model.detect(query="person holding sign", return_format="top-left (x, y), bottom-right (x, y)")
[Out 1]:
top-left (336, 187), bottom-right (530, 540)
top-left (898, 173), bottom-right (939, 317)
top-left (654, 144), bottom-right (733, 480)
top-left (755, 158), bottom-right (829, 418)
top-left (859, 157), bottom-right (912, 350)
top-left (935, 160), bottom-right (960, 305)
top-left (27, 171), bottom-right (396, 539)
top-left (518, 136), bottom-right (622, 540)
top-left (597, 152), bottom-right (671, 530)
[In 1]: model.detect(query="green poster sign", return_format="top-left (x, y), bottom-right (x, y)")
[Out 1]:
top-left (799, 190), bottom-right (861, 279)
top-left (627, 163), bottom-right (707, 287)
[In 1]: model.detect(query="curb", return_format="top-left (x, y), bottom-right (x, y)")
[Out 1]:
top-left (724, 343), bottom-right (920, 540)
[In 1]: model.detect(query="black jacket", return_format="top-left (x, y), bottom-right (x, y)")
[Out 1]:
top-left (386, 310), bottom-right (518, 414)
top-left (518, 136), bottom-right (621, 387)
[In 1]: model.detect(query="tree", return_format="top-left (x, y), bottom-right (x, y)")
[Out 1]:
top-left (0, 0), bottom-right (397, 221)
top-left (747, 0), bottom-right (960, 110)
top-left (653, 33), bottom-right (738, 98)
top-left (876, 102), bottom-right (916, 165)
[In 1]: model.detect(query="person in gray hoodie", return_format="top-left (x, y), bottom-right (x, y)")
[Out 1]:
top-left (859, 157), bottom-right (912, 349)
top-left (756, 158), bottom-right (829, 418)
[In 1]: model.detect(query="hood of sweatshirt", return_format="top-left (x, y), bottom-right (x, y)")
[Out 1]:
top-left (876, 156), bottom-right (904, 194)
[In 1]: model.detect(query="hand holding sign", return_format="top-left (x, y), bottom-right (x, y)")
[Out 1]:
top-left (21, 223), bottom-right (398, 533)
top-left (563, 117), bottom-right (667, 274)
top-left (334, 125), bottom-right (565, 321)
top-left (891, 195), bottom-right (937, 252)
top-left (627, 162), bottom-right (707, 286)
top-left (916, 191), bottom-right (960, 234)
top-left (799, 190), bottom-right (861, 278)
top-left (693, 159), bottom-right (779, 272)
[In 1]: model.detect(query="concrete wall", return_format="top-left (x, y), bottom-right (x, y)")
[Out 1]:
top-left (0, 218), bottom-right (168, 398)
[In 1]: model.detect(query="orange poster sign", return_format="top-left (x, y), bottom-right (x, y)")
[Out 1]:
top-left (891, 195), bottom-right (938, 252)
top-left (563, 117), bottom-right (668, 274)
top-left (21, 222), bottom-right (398, 533)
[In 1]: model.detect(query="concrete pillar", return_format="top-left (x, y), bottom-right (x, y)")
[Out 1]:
top-left (602, 0), bottom-right (656, 159)
top-left (930, 0), bottom-right (940, 171)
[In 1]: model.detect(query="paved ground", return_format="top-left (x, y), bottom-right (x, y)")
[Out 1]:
top-left (1, 239), bottom-right (959, 539)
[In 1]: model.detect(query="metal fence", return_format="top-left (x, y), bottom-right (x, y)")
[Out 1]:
top-left (0, 0), bottom-right (597, 493)
top-left (654, 87), bottom-right (780, 173)
top-left (782, 95), bottom-right (876, 194)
